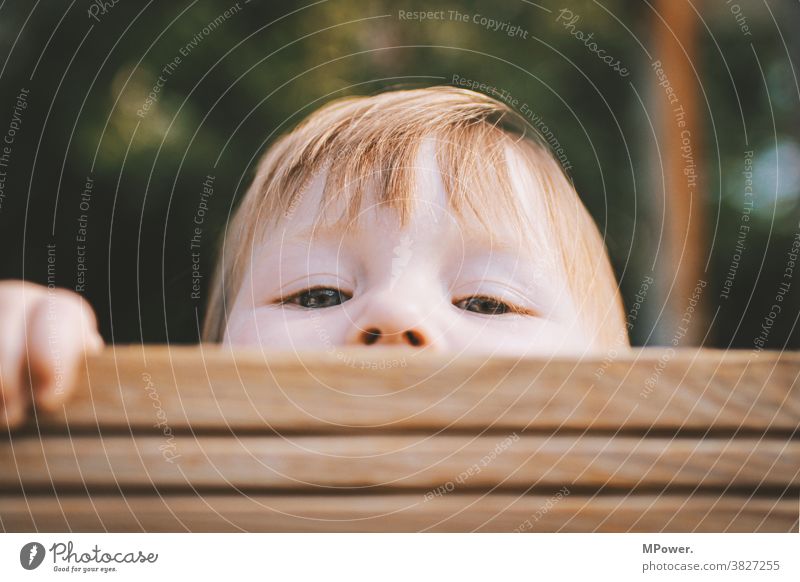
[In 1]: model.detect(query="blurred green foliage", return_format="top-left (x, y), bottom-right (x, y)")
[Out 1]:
top-left (0, 0), bottom-right (797, 347)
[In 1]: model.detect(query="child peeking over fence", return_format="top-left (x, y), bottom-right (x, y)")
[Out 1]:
top-left (0, 86), bottom-right (629, 427)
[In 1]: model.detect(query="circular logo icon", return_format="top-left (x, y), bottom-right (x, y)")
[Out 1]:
top-left (20, 542), bottom-right (46, 570)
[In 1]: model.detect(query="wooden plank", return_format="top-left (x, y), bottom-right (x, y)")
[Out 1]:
top-left (1, 494), bottom-right (795, 532)
top-left (2, 435), bottom-right (797, 491)
top-left (30, 346), bottom-right (800, 431)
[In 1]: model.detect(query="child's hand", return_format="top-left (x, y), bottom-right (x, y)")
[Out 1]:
top-left (0, 281), bottom-right (103, 429)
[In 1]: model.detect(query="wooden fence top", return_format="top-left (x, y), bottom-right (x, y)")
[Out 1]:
top-left (2, 346), bottom-right (798, 532)
top-left (29, 345), bottom-right (800, 432)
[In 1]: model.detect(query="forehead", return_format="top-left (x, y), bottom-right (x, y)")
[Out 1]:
top-left (264, 138), bottom-right (546, 257)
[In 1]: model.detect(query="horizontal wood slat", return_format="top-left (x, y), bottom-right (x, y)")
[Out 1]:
top-left (2, 435), bottom-right (797, 491)
top-left (34, 346), bottom-right (800, 431)
top-left (4, 346), bottom-right (798, 532)
top-left (0, 494), bottom-right (795, 532)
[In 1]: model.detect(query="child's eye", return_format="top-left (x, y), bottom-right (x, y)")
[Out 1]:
top-left (281, 287), bottom-right (351, 309)
top-left (453, 295), bottom-right (518, 315)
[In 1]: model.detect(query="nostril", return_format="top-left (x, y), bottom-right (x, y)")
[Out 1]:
top-left (404, 329), bottom-right (424, 347)
top-left (362, 327), bottom-right (381, 345)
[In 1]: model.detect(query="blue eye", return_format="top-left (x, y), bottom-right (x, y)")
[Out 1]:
top-left (454, 295), bottom-right (514, 315)
top-left (281, 287), bottom-right (351, 309)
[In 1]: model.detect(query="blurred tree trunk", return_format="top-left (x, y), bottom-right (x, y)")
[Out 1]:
top-left (651, 0), bottom-right (709, 346)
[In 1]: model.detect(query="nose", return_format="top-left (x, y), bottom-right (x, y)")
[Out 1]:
top-left (359, 327), bottom-right (427, 347)
top-left (345, 294), bottom-right (440, 349)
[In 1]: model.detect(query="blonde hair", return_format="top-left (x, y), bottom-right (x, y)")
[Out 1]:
top-left (203, 86), bottom-right (628, 348)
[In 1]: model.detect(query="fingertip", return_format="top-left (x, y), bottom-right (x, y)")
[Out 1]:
top-left (88, 330), bottom-right (104, 354)
top-left (32, 376), bottom-right (67, 413)
top-left (0, 397), bottom-right (25, 430)
top-left (27, 290), bottom-right (100, 412)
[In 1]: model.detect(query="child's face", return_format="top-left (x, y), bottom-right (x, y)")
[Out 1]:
top-left (224, 141), bottom-right (596, 355)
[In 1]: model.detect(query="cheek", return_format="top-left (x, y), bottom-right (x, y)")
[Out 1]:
top-left (509, 319), bottom-right (596, 355)
top-left (224, 307), bottom-right (347, 349)
top-left (444, 317), bottom-right (594, 356)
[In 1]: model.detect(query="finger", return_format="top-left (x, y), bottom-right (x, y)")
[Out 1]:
top-left (26, 289), bottom-right (103, 413)
top-left (0, 334), bottom-right (25, 428)
top-left (0, 393), bottom-right (24, 429)
top-left (0, 283), bottom-right (45, 429)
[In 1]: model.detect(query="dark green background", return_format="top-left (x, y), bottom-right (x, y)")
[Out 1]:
top-left (0, 0), bottom-right (797, 348)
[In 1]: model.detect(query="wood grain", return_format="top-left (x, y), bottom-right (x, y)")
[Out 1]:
top-left (31, 345), bottom-right (800, 431)
top-left (2, 434), bottom-right (797, 491)
top-left (0, 493), bottom-right (795, 532)
top-left (3, 346), bottom-right (797, 533)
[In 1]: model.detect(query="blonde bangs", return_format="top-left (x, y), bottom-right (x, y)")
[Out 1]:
top-left (203, 86), bottom-right (628, 348)
top-left (265, 88), bottom-right (534, 240)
